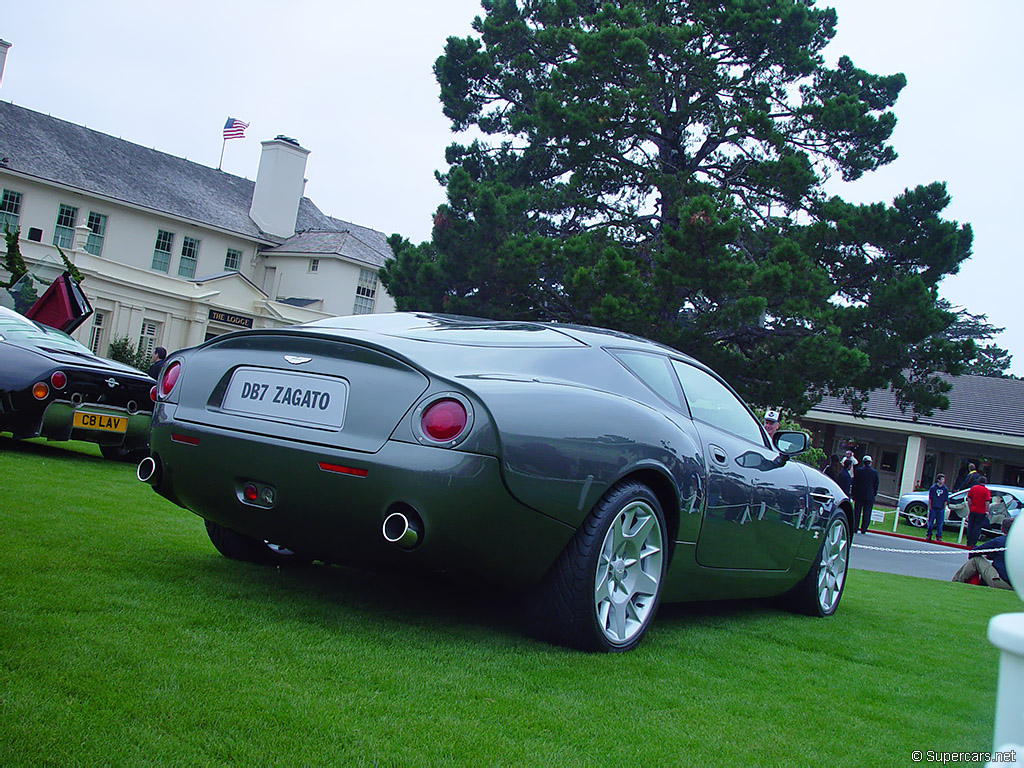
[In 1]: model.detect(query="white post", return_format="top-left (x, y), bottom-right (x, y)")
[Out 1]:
top-left (986, 518), bottom-right (1024, 763)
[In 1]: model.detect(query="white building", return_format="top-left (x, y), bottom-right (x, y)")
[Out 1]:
top-left (0, 100), bottom-right (395, 359)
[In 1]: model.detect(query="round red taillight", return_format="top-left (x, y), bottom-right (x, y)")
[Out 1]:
top-left (159, 361), bottom-right (181, 398)
top-left (420, 398), bottom-right (468, 442)
top-left (32, 382), bottom-right (49, 400)
top-left (50, 371), bottom-right (67, 390)
top-left (243, 483), bottom-right (259, 502)
top-left (150, 386), bottom-right (157, 402)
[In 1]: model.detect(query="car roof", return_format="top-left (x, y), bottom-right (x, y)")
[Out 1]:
top-left (303, 311), bottom-right (697, 358)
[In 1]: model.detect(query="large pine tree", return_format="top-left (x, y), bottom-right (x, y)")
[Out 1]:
top-left (381, 0), bottom-right (993, 413)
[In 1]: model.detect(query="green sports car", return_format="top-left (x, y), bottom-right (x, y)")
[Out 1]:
top-left (142, 312), bottom-right (852, 651)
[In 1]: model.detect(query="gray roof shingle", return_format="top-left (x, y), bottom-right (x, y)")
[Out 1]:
top-left (267, 224), bottom-right (390, 267)
top-left (809, 374), bottom-right (1024, 439)
top-left (0, 101), bottom-right (384, 252)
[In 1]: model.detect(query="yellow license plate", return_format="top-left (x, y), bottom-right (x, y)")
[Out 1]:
top-left (73, 411), bottom-right (128, 433)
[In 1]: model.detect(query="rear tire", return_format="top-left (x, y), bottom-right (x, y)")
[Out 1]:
top-left (204, 520), bottom-right (311, 566)
top-left (531, 481), bottom-right (667, 652)
top-left (787, 509), bottom-right (850, 617)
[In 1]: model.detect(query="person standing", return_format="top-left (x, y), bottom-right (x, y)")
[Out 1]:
top-left (823, 454), bottom-right (842, 482)
top-left (964, 475), bottom-right (992, 548)
top-left (843, 449), bottom-right (859, 473)
top-left (851, 454), bottom-right (880, 534)
top-left (837, 458), bottom-right (853, 498)
top-left (954, 462), bottom-right (982, 492)
top-left (763, 409), bottom-right (780, 441)
top-left (148, 346), bottom-right (167, 379)
top-left (926, 473), bottom-right (949, 542)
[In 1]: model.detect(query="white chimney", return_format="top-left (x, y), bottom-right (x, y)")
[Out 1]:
top-left (0, 40), bottom-right (11, 87)
top-left (249, 136), bottom-right (310, 238)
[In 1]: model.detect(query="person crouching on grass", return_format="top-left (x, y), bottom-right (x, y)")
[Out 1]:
top-left (952, 517), bottom-right (1014, 590)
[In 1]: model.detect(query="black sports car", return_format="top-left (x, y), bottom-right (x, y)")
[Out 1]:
top-left (142, 312), bottom-right (852, 651)
top-left (0, 305), bottom-right (154, 460)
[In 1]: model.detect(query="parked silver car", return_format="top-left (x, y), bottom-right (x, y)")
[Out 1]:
top-left (896, 484), bottom-right (1023, 537)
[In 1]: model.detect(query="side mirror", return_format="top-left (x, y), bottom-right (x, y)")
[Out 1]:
top-left (774, 430), bottom-right (809, 456)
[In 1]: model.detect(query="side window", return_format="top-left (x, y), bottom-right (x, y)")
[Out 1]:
top-left (612, 350), bottom-right (682, 409)
top-left (671, 360), bottom-right (763, 444)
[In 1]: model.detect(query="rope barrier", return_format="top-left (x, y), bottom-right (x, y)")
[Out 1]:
top-left (851, 543), bottom-right (1006, 555)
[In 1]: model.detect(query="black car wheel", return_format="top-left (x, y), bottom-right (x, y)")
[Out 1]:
top-left (533, 481), bottom-right (667, 652)
top-left (904, 502), bottom-right (928, 527)
top-left (787, 509), bottom-right (850, 617)
top-left (204, 520), bottom-right (310, 566)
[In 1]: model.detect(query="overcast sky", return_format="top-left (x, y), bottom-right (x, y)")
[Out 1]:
top-left (3, 0), bottom-right (1020, 375)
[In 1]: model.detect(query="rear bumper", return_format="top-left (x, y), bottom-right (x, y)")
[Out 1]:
top-left (148, 422), bottom-right (575, 587)
top-left (32, 401), bottom-right (151, 448)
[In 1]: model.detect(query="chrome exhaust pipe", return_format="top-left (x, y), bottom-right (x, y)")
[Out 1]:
top-left (137, 456), bottom-right (159, 484)
top-left (382, 510), bottom-right (422, 550)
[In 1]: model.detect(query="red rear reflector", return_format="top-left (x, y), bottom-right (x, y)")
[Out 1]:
top-left (150, 386), bottom-right (157, 402)
top-left (32, 382), bottom-right (49, 400)
top-left (318, 462), bottom-right (368, 478)
top-left (159, 361), bottom-right (181, 398)
top-left (171, 433), bottom-right (200, 446)
top-left (421, 398), bottom-right (468, 442)
top-left (243, 483), bottom-right (259, 502)
top-left (50, 371), bottom-right (67, 389)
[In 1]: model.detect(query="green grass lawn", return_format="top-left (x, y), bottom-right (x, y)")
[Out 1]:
top-left (1, 436), bottom-right (1019, 766)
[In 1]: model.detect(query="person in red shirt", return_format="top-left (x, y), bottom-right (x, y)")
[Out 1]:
top-left (965, 476), bottom-right (992, 547)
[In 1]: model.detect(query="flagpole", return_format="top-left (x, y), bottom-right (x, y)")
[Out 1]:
top-left (218, 138), bottom-right (226, 171)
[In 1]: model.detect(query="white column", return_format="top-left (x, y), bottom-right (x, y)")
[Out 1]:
top-left (899, 435), bottom-right (926, 497)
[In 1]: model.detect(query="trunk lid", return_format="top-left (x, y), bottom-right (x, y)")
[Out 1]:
top-left (171, 332), bottom-right (429, 453)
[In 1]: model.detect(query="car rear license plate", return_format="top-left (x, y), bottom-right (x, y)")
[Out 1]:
top-left (221, 367), bottom-right (348, 429)
top-left (73, 411), bottom-right (128, 432)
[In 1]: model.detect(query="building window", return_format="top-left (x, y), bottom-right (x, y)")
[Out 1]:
top-left (879, 450), bottom-right (899, 473)
top-left (224, 248), bottom-right (242, 272)
top-left (178, 236), bottom-right (200, 279)
top-left (353, 268), bottom-right (378, 315)
top-left (0, 188), bottom-right (22, 232)
top-left (138, 321), bottom-right (159, 360)
top-left (52, 203), bottom-right (79, 249)
top-left (309, 258), bottom-right (319, 273)
top-left (84, 212), bottom-right (107, 256)
top-left (152, 230), bottom-right (174, 272)
top-left (88, 312), bottom-right (106, 355)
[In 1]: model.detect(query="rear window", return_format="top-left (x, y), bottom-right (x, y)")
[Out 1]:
top-left (0, 308), bottom-right (90, 354)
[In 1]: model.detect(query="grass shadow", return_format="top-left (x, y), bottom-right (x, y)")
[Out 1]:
top-left (1, 434), bottom-right (106, 464)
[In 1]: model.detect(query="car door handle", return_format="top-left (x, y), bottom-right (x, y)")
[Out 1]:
top-left (709, 445), bottom-right (728, 466)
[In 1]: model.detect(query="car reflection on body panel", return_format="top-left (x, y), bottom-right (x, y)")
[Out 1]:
top-left (141, 312), bottom-right (853, 652)
top-left (0, 305), bottom-right (154, 460)
top-left (897, 484), bottom-right (1023, 538)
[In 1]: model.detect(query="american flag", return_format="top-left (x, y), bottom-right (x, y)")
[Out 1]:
top-left (223, 117), bottom-right (249, 141)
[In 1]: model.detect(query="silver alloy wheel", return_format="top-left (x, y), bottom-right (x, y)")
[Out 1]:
top-left (817, 517), bottom-right (849, 614)
top-left (906, 504), bottom-right (927, 527)
top-left (594, 500), bottom-right (664, 644)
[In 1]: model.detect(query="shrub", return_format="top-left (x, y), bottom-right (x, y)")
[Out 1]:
top-left (107, 335), bottom-right (150, 372)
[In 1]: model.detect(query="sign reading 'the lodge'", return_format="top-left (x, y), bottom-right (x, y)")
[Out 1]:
top-left (208, 309), bottom-right (254, 328)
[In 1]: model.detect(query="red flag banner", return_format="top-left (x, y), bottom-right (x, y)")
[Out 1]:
top-left (223, 117), bottom-right (249, 140)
